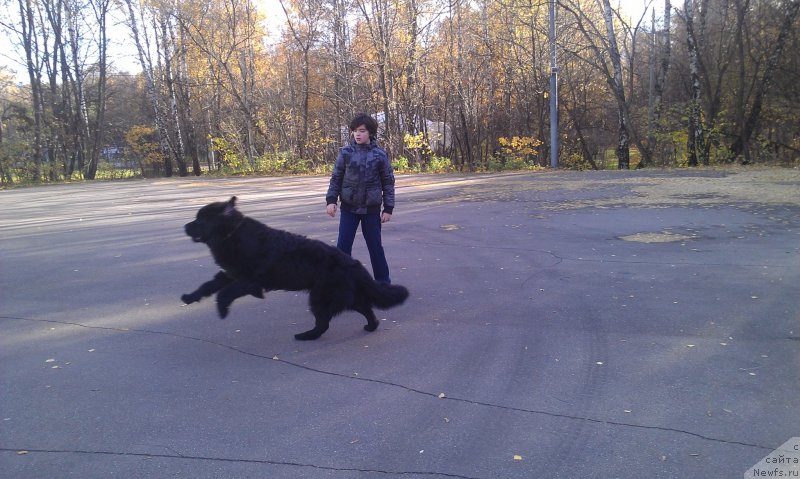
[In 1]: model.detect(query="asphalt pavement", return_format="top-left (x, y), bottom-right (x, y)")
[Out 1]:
top-left (1, 169), bottom-right (799, 478)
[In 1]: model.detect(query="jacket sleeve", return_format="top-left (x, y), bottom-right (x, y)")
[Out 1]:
top-left (326, 149), bottom-right (346, 205)
top-left (379, 151), bottom-right (395, 214)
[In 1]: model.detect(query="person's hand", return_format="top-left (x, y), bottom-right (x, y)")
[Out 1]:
top-left (381, 212), bottom-right (392, 223)
top-left (326, 203), bottom-right (337, 217)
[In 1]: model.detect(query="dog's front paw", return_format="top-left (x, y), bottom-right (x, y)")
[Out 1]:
top-left (181, 293), bottom-right (199, 304)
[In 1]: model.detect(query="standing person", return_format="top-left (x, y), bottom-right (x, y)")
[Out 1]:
top-left (326, 113), bottom-right (395, 284)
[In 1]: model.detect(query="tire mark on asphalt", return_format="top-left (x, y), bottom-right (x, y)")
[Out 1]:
top-left (2, 315), bottom-right (775, 455)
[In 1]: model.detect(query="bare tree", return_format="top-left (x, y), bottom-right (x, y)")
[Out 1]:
top-left (684, 0), bottom-right (706, 166)
top-left (179, 0), bottom-right (267, 165)
top-left (175, 18), bottom-right (201, 175)
top-left (17, 0), bottom-right (44, 181)
top-left (356, 0), bottom-right (402, 155)
top-left (561, 0), bottom-right (632, 169)
top-left (280, 0), bottom-right (324, 157)
top-left (728, 0), bottom-right (800, 162)
top-left (447, 0), bottom-right (474, 169)
top-left (123, 0), bottom-right (174, 176)
top-left (642, 0), bottom-right (671, 168)
top-left (600, 0), bottom-right (631, 168)
top-left (85, 0), bottom-right (111, 179)
top-left (160, 9), bottom-right (188, 175)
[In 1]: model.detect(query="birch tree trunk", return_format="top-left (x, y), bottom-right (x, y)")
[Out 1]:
top-left (205, 53), bottom-right (222, 170)
top-left (601, 0), bottom-right (630, 169)
top-left (65, 0), bottom-right (90, 177)
top-left (684, 0), bottom-right (706, 166)
top-left (123, 0), bottom-right (174, 176)
top-left (643, 0), bottom-right (671, 168)
top-left (162, 15), bottom-right (188, 176)
top-left (239, 48), bottom-right (256, 166)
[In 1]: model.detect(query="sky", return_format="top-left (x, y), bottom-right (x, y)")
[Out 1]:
top-left (617, 0), bottom-right (657, 19)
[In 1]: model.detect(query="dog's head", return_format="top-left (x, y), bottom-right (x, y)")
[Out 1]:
top-left (185, 196), bottom-right (240, 243)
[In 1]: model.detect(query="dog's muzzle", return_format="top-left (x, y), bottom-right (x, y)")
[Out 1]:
top-left (185, 223), bottom-right (203, 243)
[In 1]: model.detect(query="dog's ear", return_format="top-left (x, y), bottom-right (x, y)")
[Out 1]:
top-left (224, 196), bottom-right (237, 216)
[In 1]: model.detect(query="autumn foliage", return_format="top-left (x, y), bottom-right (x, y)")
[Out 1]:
top-left (0, 0), bottom-right (797, 183)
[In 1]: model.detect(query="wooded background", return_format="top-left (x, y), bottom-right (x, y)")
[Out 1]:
top-left (1, 0), bottom-right (798, 184)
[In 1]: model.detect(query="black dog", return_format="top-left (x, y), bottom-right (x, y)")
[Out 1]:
top-left (181, 197), bottom-right (409, 340)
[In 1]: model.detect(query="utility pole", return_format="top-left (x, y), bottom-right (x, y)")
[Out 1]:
top-left (549, 0), bottom-right (558, 168)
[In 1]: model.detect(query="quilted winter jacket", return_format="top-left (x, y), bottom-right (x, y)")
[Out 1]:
top-left (326, 139), bottom-right (395, 215)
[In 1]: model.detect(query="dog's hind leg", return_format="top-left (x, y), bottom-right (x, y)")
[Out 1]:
top-left (353, 300), bottom-right (379, 332)
top-left (216, 280), bottom-right (264, 319)
top-left (295, 291), bottom-right (338, 340)
top-left (294, 312), bottom-right (331, 341)
top-left (182, 271), bottom-right (233, 304)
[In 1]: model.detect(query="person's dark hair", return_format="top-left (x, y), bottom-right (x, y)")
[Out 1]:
top-left (349, 113), bottom-right (379, 139)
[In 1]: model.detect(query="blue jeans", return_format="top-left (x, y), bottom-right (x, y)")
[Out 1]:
top-left (337, 209), bottom-right (391, 283)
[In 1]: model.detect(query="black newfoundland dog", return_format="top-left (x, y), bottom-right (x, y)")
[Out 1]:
top-left (182, 197), bottom-right (409, 340)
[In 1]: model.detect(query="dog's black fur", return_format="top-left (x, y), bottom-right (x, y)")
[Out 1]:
top-left (182, 197), bottom-right (409, 340)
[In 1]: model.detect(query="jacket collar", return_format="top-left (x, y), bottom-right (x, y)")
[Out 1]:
top-left (350, 138), bottom-right (377, 149)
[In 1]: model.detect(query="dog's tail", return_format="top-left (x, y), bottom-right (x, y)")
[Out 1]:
top-left (365, 280), bottom-right (409, 309)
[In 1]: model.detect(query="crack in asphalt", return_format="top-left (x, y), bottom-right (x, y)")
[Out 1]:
top-left (0, 447), bottom-right (484, 479)
top-left (2, 314), bottom-right (775, 474)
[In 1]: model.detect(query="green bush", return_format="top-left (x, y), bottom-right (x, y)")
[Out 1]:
top-left (560, 152), bottom-right (593, 170)
top-left (426, 155), bottom-right (454, 173)
top-left (392, 156), bottom-right (410, 172)
top-left (391, 156), bottom-right (421, 173)
top-left (255, 152), bottom-right (313, 175)
top-left (96, 161), bottom-right (139, 180)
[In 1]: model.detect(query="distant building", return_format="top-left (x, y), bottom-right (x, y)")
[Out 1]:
top-left (101, 146), bottom-right (132, 169)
